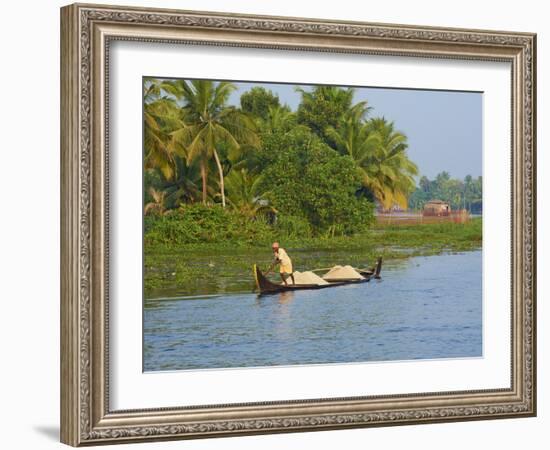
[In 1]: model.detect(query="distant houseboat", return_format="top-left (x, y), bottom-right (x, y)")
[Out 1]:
top-left (423, 200), bottom-right (451, 216)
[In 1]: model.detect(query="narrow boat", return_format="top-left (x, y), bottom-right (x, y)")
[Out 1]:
top-left (253, 257), bottom-right (382, 295)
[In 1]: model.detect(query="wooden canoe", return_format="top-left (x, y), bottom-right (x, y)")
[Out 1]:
top-left (254, 257), bottom-right (382, 295)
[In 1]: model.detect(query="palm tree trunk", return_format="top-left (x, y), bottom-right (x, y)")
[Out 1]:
top-left (200, 160), bottom-right (207, 204)
top-left (212, 149), bottom-right (226, 208)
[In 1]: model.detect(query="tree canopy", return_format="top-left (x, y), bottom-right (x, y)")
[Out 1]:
top-left (144, 79), bottom-right (424, 236)
top-left (240, 87), bottom-right (281, 121)
top-left (408, 172), bottom-right (483, 213)
top-left (258, 127), bottom-right (374, 235)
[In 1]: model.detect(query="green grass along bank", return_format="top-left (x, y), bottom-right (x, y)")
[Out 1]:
top-left (144, 206), bottom-right (482, 297)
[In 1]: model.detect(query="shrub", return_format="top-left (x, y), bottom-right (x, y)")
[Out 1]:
top-left (144, 203), bottom-right (275, 247)
top-left (274, 215), bottom-right (313, 239)
top-left (258, 127), bottom-right (375, 235)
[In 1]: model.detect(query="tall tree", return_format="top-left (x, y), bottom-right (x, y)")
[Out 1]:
top-left (419, 176), bottom-right (431, 192)
top-left (408, 172), bottom-right (483, 212)
top-left (161, 157), bottom-right (208, 207)
top-left (168, 80), bottom-right (259, 207)
top-left (143, 79), bottom-right (186, 180)
top-left (261, 105), bottom-right (296, 134)
top-left (296, 86), bottom-right (355, 147)
top-left (240, 87), bottom-right (281, 121)
top-left (326, 111), bottom-right (418, 210)
top-left (325, 101), bottom-right (373, 161)
top-left (258, 127), bottom-right (374, 235)
top-left (360, 118), bottom-right (418, 209)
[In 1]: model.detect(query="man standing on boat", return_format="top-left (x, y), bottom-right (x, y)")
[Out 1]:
top-left (268, 242), bottom-right (295, 285)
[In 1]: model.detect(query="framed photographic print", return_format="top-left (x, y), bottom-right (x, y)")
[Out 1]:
top-left (60, 3), bottom-right (537, 446)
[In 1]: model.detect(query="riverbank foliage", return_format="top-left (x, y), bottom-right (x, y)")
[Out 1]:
top-left (408, 172), bottom-right (483, 213)
top-left (144, 79), bottom-right (418, 237)
top-left (143, 79), bottom-right (483, 298)
top-left (145, 218), bottom-right (482, 297)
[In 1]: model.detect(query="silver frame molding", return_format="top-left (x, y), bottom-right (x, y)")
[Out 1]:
top-left (60, 3), bottom-right (536, 446)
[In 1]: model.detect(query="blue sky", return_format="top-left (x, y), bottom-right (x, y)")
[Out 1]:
top-left (227, 81), bottom-right (482, 180)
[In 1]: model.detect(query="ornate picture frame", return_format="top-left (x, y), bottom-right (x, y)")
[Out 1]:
top-left (60, 3), bottom-right (536, 446)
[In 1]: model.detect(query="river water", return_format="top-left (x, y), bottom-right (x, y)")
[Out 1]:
top-left (144, 250), bottom-right (482, 371)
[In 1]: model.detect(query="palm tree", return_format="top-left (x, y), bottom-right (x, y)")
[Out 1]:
top-left (327, 113), bottom-right (418, 210)
top-left (419, 175), bottom-right (431, 192)
top-left (167, 80), bottom-right (259, 207)
top-left (162, 157), bottom-right (209, 207)
top-left (144, 187), bottom-right (167, 216)
top-left (262, 105), bottom-right (296, 134)
top-left (325, 101), bottom-right (373, 160)
top-left (224, 169), bottom-right (276, 218)
top-left (364, 118), bottom-right (418, 209)
top-left (143, 79), bottom-right (187, 180)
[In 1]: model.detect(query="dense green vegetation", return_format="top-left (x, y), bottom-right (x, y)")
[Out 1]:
top-left (143, 79), bottom-right (483, 298)
top-left (145, 206), bottom-right (481, 251)
top-left (144, 80), bottom-right (418, 235)
top-left (408, 172), bottom-right (483, 213)
top-left (144, 218), bottom-right (482, 297)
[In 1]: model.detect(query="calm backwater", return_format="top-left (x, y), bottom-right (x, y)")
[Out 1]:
top-left (144, 250), bottom-right (482, 371)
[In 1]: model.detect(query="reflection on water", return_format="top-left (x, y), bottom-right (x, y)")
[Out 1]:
top-left (275, 291), bottom-right (295, 304)
top-left (144, 251), bottom-right (482, 371)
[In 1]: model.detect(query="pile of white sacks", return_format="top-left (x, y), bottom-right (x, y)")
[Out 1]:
top-left (291, 265), bottom-right (364, 286)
